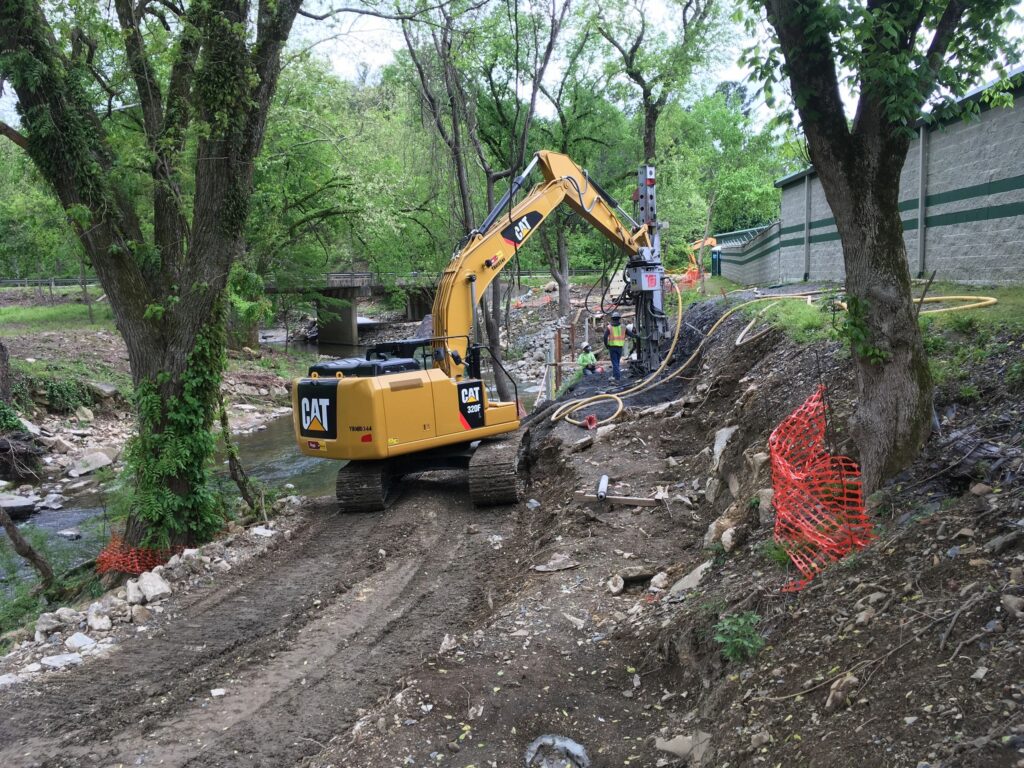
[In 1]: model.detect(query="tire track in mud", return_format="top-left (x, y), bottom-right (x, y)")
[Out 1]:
top-left (0, 474), bottom-right (511, 767)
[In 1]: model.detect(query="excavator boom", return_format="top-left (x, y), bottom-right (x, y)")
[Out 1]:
top-left (432, 150), bottom-right (663, 377)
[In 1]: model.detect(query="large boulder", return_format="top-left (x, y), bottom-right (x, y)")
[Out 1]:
top-left (138, 571), bottom-right (172, 602)
top-left (67, 451), bottom-right (113, 478)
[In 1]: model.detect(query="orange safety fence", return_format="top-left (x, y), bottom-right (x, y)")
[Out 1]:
top-left (769, 385), bottom-right (873, 591)
top-left (96, 536), bottom-right (183, 575)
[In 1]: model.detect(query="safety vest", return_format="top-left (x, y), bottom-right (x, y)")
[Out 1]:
top-left (607, 323), bottom-right (626, 347)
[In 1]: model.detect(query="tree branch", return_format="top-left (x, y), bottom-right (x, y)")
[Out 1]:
top-left (0, 120), bottom-right (28, 149)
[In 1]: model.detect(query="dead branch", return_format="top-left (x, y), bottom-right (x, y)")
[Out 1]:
top-left (0, 506), bottom-right (56, 591)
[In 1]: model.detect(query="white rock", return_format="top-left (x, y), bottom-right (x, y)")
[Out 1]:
top-left (126, 578), bottom-right (145, 605)
top-left (18, 418), bottom-right (41, 436)
top-left (650, 572), bottom-right (669, 590)
top-left (670, 561), bottom-right (713, 595)
top-left (55, 607), bottom-right (84, 625)
top-left (67, 451), bottom-right (112, 477)
top-left (57, 527), bottom-right (81, 540)
top-left (607, 574), bottom-right (625, 595)
top-left (0, 673), bottom-right (18, 688)
top-left (87, 603), bottom-right (112, 632)
top-left (0, 493), bottom-right (38, 516)
top-left (138, 571), bottom-right (172, 602)
top-left (65, 632), bottom-right (96, 652)
top-left (711, 425), bottom-right (739, 472)
top-left (40, 653), bottom-right (83, 669)
top-left (22, 662), bottom-right (42, 673)
top-left (39, 493), bottom-right (67, 510)
top-left (74, 405), bottom-right (95, 423)
top-left (35, 612), bottom-right (63, 634)
top-left (251, 525), bottom-right (276, 538)
top-left (210, 688), bottom-right (227, 697)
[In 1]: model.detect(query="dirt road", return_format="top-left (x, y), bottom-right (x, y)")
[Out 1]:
top-left (0, 474), bottom-right (515, 767)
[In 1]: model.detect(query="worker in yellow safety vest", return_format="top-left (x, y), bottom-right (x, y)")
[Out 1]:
top-left (603, 312), bottom-right (633, 381)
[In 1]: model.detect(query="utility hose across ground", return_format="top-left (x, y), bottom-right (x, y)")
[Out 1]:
top-left (550, 289), bottom-right (998, 428)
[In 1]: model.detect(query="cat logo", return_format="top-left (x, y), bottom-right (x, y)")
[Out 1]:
top-left (300, 397), bottom-right (331, 433)
top-left (457, 382), bottom-right (485, 430)
top-left (500, 211), bottom-right (543, 247)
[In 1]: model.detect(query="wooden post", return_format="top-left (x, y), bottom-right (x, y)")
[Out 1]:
top-left (554, 330), bottom-right (562, 391)
top-left (569, 324), bottom-right (576, 359)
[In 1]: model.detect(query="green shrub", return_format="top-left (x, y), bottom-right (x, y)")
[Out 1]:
top-left (44, 379), bottom-right (93, 414)
top-left (958, 383), bottom-right (980, 402)
top-left (713, 611), bottom-right (765, 662)
top-left (0, 401), bottom-right (23, 432)
top-left (947, 313), bottom-right (977, 335)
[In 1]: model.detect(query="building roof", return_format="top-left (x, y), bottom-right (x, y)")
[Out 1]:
top-left (775, 63), bottom-right (1024, 190)
top-left (714, 224), bottom-right (775, 249)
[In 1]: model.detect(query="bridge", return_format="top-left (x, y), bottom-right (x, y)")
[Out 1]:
top-left (4, 268), bottom-right (604, 346)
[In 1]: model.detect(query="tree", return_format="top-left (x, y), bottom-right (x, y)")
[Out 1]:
top-left (0, 0), bottom-right (305, 548)
top-left (746, 0), bottom-right (1019, 492)
top-left (596, 0), bottom-right (719, 162)
top-left (400, 0), bottom-right (567, 398)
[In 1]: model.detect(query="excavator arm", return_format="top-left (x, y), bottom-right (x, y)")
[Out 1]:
top-left (431, 150), bottom-right (656, 379)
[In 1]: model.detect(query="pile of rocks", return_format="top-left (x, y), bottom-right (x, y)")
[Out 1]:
top-left (0, 499), bottom-right (305, 690)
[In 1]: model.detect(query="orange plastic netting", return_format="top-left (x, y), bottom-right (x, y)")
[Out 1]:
top-left (96, 536), bottom-right (182, 575)
top-left (769, 385), bottom-right (873, 591)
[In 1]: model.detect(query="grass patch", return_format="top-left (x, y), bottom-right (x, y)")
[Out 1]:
top-left (760, 539), bottom-right (792, 568)
top-left (0, 302), bottom-right (115, 336)
top-left (225, 346), bottom-right (319, 380)
top-left (917, 282), bottom-right (1024, 333)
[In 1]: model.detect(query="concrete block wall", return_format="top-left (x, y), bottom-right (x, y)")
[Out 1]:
top-left (773, 92), bottom-right (1024, 286)
top-left (719, 222), bottom-right (781, 285)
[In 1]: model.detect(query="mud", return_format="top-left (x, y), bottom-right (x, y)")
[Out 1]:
top-left (0, 474), bottom-right (518, 767)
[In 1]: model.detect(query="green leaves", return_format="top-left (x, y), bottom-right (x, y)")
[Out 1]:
top-left (713, 611), bottom-right (765, 663)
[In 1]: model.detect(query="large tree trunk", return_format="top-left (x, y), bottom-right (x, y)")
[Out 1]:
top-left (642, 97), bottom-right (658, 163)
top-left (815, 147), bottom-right (933, 494)
top-left (0, 341), bottom-right (10, 403)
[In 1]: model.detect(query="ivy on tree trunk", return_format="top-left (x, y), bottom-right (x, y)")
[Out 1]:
top-left (0, 0), bottom-right (302, 547)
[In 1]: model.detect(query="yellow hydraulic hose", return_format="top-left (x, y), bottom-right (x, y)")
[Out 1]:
top-left (550, 279), bottom-right (686, 426)
top-left (551, 290), bottom-right (998, 428)
top-left (916, 295), bottom-right (999, 314)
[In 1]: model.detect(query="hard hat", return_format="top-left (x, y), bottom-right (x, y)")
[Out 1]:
top-left (611, 312), bottom-right (622, 322)
top-left (582, 342), bottom-right (591, 351)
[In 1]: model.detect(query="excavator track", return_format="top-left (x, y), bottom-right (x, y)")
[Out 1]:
top-left (467, 434), bottom-right (524, 507)
top-left (335, 460), bottom-right (397, 513)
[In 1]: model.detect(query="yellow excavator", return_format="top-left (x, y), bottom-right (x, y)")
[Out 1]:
top-left (291, 150), bottom-right (667, 511)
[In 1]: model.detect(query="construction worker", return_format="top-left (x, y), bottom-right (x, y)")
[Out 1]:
top-left (577, 342), bottom-right (598, 376)
top-left (603, 312), bottom-right (633, 381)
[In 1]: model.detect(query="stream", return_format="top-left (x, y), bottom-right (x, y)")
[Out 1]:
top-left (1, 414), bottom-right (338, 594)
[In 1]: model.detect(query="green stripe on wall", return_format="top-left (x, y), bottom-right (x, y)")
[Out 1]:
top-left (926, 174), bottom-right (1024, 207)
top-left (780, 172), bottom-right (1024, 235)
top-left (926, 199), bottom-right (1024, 227)
top-left (720, 230), bottom-right (781, 265)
